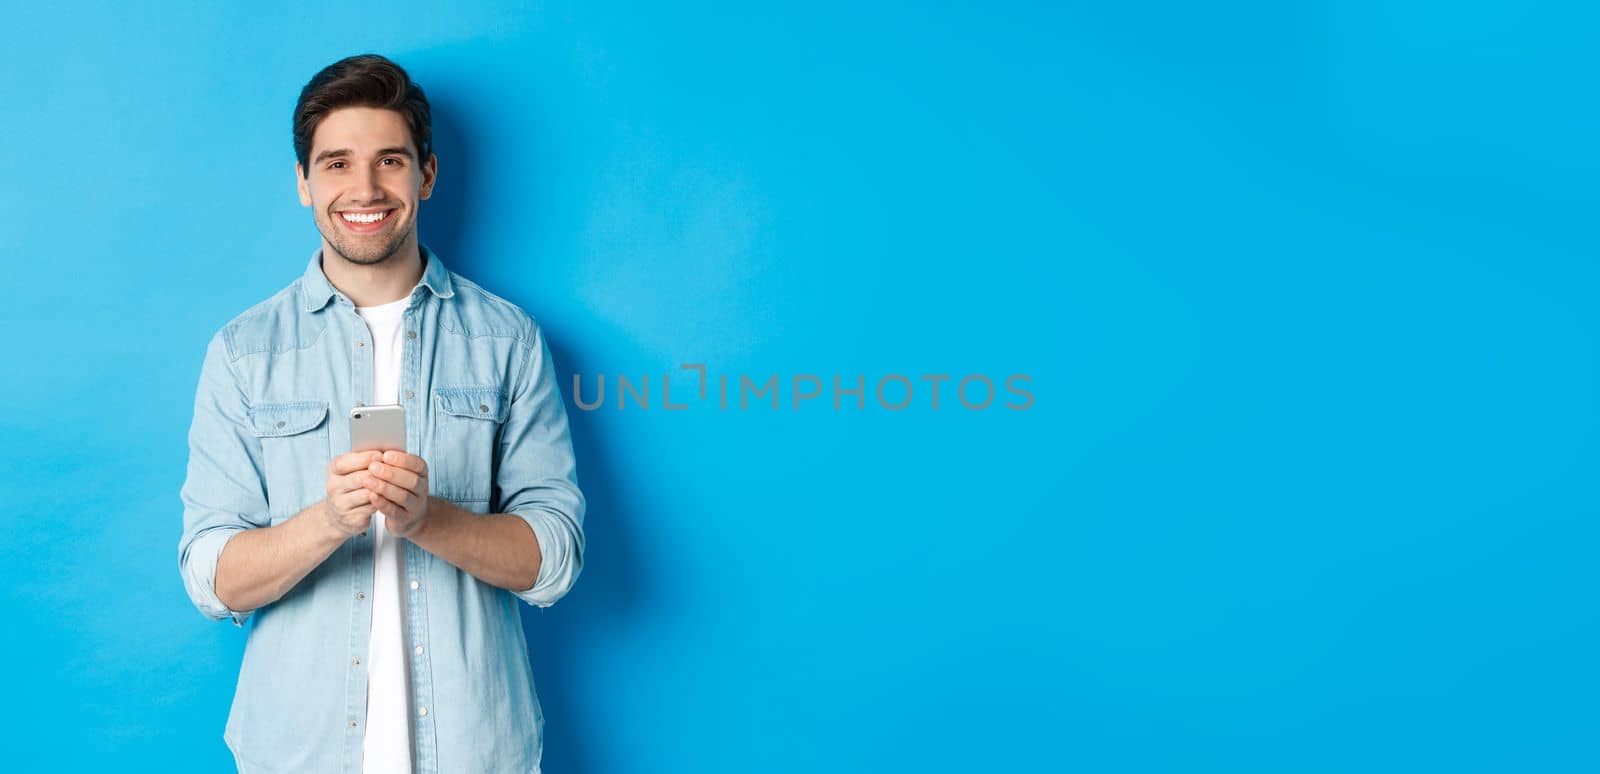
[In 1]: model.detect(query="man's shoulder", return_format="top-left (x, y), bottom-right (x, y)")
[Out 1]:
top-left (208, 277), bottom-right (322, 363)
top-left (441, 271), bottom-right (541, 346)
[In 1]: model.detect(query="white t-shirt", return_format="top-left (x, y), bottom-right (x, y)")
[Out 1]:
top-left (355, 295), bottom-right (413, 773)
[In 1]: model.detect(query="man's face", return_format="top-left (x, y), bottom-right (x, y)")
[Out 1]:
top-left (297, 106), bottom-right (436, 266)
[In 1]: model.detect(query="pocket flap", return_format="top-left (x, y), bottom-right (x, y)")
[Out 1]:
top-left (434, 386), bottom-right (508, 422)
top-left (249, 401), bottom-right (329, 437)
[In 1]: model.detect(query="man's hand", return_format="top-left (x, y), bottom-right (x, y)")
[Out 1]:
top-left (324, 451), bottom-right (383, 538)
top-left (363, 450), bottom-right (432, 539)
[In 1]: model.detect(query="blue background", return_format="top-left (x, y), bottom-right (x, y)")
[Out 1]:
top-left (2, 2), bottom-right (1595, 771)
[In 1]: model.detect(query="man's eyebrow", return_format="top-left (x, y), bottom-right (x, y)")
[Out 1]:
top-left (311, 146), bottom-right (416, 165)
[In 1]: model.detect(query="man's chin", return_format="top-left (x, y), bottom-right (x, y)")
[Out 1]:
top-left (324, 232), bottom-right (406, 266)
top-left (336, 249), bottom-right (394, 266)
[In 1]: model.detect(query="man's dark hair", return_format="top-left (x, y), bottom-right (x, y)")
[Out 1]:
top-left (293, 54), bottom-right (432, 177)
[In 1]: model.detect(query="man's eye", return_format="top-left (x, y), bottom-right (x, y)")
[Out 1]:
top-left (381, 158), bottom-right (402, 166)
top-left (328, 161), bottom-right (345, 170)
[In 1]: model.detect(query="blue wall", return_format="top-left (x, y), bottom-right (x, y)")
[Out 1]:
top-left (2, 2), bottom-right (1596, 771)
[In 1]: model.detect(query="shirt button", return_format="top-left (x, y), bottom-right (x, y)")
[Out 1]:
top-left (405, 390), bottom-right (415, 400)
top-left (410, 580), bottom-right (420, 590)
top-left (348, 719), bottom-right (358, 728)
top-left (276, 421), bottom-right (286, 428)
top-left (358, 341), bottom-right (366, 348)
top-left (478, 404), bottom-right (490, 413)
top-left (418, 707), bottom-right (428, 717)
top-left (360, 531), bottom-right (367, 537)
top-left (352, 657), bottom-right (361, 665)
top-left (414, 645), bottom-right (424, 656)
top-left (406, 330), bottom-right (417, 339)
top-left (356, 591), bottom-right (366, 600)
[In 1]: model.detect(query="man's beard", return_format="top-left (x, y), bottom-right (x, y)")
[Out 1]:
top-left (319, 211), bottom-right (410, 267)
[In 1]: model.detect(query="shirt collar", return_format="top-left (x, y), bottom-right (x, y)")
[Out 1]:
top-left (299, 242), bottom-right (456, 313)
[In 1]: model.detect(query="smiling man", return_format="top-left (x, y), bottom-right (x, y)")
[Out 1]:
top-left (178, 54), bottom-right (585, 774)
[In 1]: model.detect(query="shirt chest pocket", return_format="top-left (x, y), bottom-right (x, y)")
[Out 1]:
top-left (248, 401), bottom-right (330, 523)
top-left (430, 386), bottom-right (507, 506)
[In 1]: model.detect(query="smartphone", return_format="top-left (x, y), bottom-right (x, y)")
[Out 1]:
top-left (350, 404), bottom-right (406, 453)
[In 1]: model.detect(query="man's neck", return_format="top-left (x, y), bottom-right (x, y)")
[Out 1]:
top-left (320, 236), bottom-right (425, 307)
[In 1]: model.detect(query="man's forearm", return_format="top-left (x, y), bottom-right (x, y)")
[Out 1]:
top-left (411, 496), bottom-right (541, 592)
top-left (215, 502), bottom-right (349, 614)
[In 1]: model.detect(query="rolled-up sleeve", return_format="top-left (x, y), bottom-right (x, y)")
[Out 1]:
top-left (497, 319), bottom-right (586, 608)
top-left (178, 329), bottom-right (270, 627)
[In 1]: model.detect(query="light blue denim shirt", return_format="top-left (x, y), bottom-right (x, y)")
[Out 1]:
top-left (178, 244), bottom-right (585, 773)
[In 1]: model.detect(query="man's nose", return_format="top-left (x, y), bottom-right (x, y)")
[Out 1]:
top-left (354, 165), bottom-right (383, 202)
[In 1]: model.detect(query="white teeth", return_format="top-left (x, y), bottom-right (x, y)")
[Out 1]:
top-left (341, 210), bottom-right (389, 224)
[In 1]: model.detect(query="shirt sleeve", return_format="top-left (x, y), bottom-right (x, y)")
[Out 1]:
top-left (497, 319), bottom-right (587, 608)
top-left (177, 329), bottom-right (271, 627)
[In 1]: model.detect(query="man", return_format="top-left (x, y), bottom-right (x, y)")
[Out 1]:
top-left (177, 54), bottom-right (585, 774)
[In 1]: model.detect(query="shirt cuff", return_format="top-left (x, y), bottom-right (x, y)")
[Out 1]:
top-left (509, 509), bottom-right (580, 608)
top-left (182, 526), bottom-right (252, 627)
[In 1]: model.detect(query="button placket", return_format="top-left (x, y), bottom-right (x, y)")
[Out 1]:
top-left (403, 539), bottom-right (435, 761)
top-left (340, 299), bottom-right (377, 768)
top-left (401, 306), bottom-right (417, 411)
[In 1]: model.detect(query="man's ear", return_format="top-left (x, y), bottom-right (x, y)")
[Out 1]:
top-left (419, 153), bottom-right (438, 200)
top-left (296, 163), bottom-right (311, 207)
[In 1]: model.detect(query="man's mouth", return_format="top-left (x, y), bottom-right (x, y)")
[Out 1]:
top-left (336, 208), bottom-right (396, 233)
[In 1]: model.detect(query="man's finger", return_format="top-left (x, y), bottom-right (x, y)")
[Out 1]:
top-left (332, 451), bottom-right (383, 474)
top-left (369, 490), bottom-right (407, 516)
top-left (330, 468), bottom-right (379, 496)
top-left (380, 450), bottom-right (427, 476)
top-left (370, 463), bottom-right (424, 495)
top-left (333, 487), bottom-right (375, 511)
top-left (364, 475), bottom-right (415, 511)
